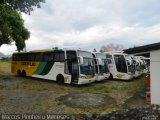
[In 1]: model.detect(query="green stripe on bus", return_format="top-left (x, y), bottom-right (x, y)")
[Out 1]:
top-left (39, 62), bottom-right (54, 75)
top-left (34, 62), bottom-right (47, 75)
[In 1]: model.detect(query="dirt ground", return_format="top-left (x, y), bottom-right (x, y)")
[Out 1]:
top-left (0, 62), bottom-right (147, 114)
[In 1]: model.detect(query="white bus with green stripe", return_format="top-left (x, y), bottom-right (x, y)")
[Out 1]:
top-left (11, 49), bottom-right (96, 85)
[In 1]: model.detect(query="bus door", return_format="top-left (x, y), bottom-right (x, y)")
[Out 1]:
top-left (66, 51), bottom-right (79, 82)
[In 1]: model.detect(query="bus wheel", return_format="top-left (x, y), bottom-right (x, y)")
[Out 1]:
top-left (56, 74), bottom-right (64, 84)
top-left (22, 70), bottom-right (26, 77)
top-left (17, 70), bottom-right (21, 76)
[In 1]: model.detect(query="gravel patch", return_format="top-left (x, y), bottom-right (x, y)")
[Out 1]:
top-left (57, 93), bottom-right (116, 108)
top-left (94, 105), bottom-right (160, 120)
top-left (0, 90), bottom-right (51, 114)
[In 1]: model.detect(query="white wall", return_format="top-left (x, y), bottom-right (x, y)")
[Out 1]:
top-left (150, 49), bottom-right (160, 105)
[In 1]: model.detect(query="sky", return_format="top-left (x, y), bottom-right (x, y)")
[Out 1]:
top-left (1, 0), bottom-right (160, 55)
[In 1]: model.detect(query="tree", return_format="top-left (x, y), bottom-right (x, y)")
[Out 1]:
top-left (0, 4), bottom-right (30, 52)
top-left (0, 0), bottom-right (45, 14)
top-left (0, 0), bottom-right (45, 52)
top-left (100, 43), bottom-right (124, 52)
top-left (53, 47), bottom-right (59, 50)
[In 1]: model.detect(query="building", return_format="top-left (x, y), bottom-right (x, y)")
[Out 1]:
top-left (124, 42), bottom-right (160, 105)
top-left (124, 42), bottom-right (160, 57)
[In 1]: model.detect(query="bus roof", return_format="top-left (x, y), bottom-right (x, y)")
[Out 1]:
top-left (13, 49), bottom-right (63, 54)
top-left (103, 52), bottom-right (127, 56)
top-left (12, 49), bottom-right (91, 54)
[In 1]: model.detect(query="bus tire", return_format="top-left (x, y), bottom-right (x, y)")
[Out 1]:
top-left (17, 70), bottom-right (21, 76)
top-left (56, 74), bottom-right (64, 84)
top-left (22, 70), bottom-right (26, 77)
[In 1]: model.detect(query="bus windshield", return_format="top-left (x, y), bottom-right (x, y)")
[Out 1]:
top-left (114, 55), bottom-right (127, 73)
top-left (80, 57), bottom-right (94, 75)
top-left (96, 53), bottom-right (109, 74)
top-left (125, 55), bottom-right (136, 73)
top-left (99, 59), bottom-right (109, 73)
top-left (77, 51), bottom-right (95, 75)
top-left (96, 53), bottom-right (106, 59)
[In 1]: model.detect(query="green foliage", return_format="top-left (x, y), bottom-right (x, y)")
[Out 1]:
top-left (0, 57), bottom-right (11, 62)
top-left (0, 4), bottom-right (30, 52)
top-left (0, 0), bottom-right (45, 14)
top-left (52, 47), bottom-right (59, 50)
top-left (0, 0), bottom-right (45, 52)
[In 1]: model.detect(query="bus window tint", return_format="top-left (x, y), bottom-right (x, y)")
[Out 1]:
top-left (35, 53), bottom-right (42, 61)
top-left (83, 58), bottom-right (92, 66)
top-left (59, 52), bottom-right (65, 61)
top-left (28, 54), bottom-right (35, 61)
top-left (66, 51), bottom-right (77, 60)
top-left (114, 55), bottom-right (127, 73)
top-left (21, 54), bottom-right (28, 61)
top-left (106, 54), bottom-right (112, 59)
top-left (43, 52), bottom-right (54, 61)
top-left (54, 52), bottom-right (65, 62)
top-left (12, 54), bottom-right (18, 61)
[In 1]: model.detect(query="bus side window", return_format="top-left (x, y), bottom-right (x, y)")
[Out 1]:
top-left (16, 54), bottom-right (21, 61)
top-left (54, 52), bottom-right (65, 62)
top-left (21, 54), bottom-right (28, 61)
top-left (35, 53), bottom-right (43, 61)
top-left (43, 52), bottom-right (54, 62)
top-left (28, 54), bottom-right (35, 61)
top-left (59, 52), bottom-right (65, 62)
top-left (12, 54), bottom-right (16, 61)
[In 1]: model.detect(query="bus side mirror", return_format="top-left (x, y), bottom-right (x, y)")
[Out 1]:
top-left (78, 56), bottom-right (83, 65)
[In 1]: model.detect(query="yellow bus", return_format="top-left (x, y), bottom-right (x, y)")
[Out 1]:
top-left (11, 49), bottom-right (96, 85)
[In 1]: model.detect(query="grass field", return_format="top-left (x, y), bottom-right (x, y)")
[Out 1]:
top-left (0, 62), bottom-right (146, 114)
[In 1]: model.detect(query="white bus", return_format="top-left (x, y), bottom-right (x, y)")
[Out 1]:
top-left (125, 55), bottom-right (141, 78)
top-left (143, 57), bottom-right (150, 73)
top-left (92, 52), bottom-right (110, 81)
top-left (136, 56), bottom-right (150, 74)
top-left (104, 52), bottom-right (134, 80)
top-left (12, 49), bottom-right (96, 85)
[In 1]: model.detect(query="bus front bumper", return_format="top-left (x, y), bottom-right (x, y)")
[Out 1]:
top-left (96, 73), bottom-right (110, 81)
top-left (78, 76), bottom-right (96, 84)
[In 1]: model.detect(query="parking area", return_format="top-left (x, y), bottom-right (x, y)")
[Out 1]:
top-left (0, 62), bottom-right (146, 114)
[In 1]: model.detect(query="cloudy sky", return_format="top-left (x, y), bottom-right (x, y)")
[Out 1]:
top-left (1, 0), bottom-right (160, 55)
